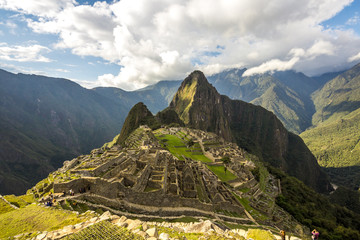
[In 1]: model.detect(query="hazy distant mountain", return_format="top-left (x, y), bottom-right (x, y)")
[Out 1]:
top-left (0, 69), bottom-right (128, 194)
top-left (94, 80), bottom-right (181, 114)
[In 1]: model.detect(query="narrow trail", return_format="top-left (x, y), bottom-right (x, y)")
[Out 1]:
top-left (0, 195), bottom-right (19, 209)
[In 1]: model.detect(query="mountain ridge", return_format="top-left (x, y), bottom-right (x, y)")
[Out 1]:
top-left (0, 69), bottom-right (128, 194)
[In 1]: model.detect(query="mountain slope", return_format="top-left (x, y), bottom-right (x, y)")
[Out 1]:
top-left (170, 70), bottom-right (331, 193)
top-left (301, 108), bottom-right (360, 168)
top-left (0, 69), bottom-right (128, 194)
top-left (208, 69), bottom-right (319, 133)
top-left (94, 80), bottom-right (181, 114)
top-left (299, 63), bottom-right (360, 191)
top-left (301, 63), bottom-right (360, 167)
top-left (311, 63), bottom-right (360, 126)
top-left (116, 102), bottom-right (159, 145)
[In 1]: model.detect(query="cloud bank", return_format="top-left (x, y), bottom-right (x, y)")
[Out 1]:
top-left (0, 43), bottom-right (51, 62)
top-left (1, 0), bottom-right (360, 89)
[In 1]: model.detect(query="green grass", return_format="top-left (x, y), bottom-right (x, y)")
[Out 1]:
top-left (246, 229), bottom-right (275, 240)
top-left (301, 108), bottom-right (360, 168)
top-left (4, 194), bottom-right (35, 208)
top-left (63, 221), bottom-right (143, 240)
top-left (237, 187), bottom-right (251, 193)
top-left (102, 133), bottom-right (120, 149)
top-left (156, 226), bottom-right (242, 240)
top-left (206, 165), bottom-right (237, 182)
top-left (0, 204), bottom-right (83, 239)
top-left (232, 193), bottom-right (268, 221)
top-left (0, 198), bottom-right (15, 214)
top-left (155, 133), bottom-right (212, 163)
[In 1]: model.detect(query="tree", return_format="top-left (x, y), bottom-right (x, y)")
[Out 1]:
top-left (221, 156), bottom-right (231, 165)
top-left (221, 156), bottom-right (231, 173)
top-left (187, 139), bottom-right (195, 147)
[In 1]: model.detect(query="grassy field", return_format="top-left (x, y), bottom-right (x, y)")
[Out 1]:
top-left (246, 229), bottom-right (275, 240)
top-left (206, 165), bottom-right (237, 182)
top-left (300, 108), bottom-right (360, 168)
top-left (0, 198), bottom-right (15, 214)
top-left (155, 133), bottom-right (212, 163)
top-left (0, 204), bottom-right (84, 239)
top-left (4, 194), bottom-right (35, 208)
top-left (232, 193), bottom-right (268, 221)
top-left (63, 221), bottom-right (143, 240)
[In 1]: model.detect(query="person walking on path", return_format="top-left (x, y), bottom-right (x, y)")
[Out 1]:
top-left (280, 230), bottom-right (286, 240)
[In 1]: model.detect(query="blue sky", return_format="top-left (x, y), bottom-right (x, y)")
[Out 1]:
top-left (0, 0), bottom-right (360, 90)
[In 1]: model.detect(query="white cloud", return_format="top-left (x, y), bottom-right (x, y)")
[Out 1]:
top-left (0, 0), bottom-right (359, 89)
top-left (346, 14), bottom-right (360, 25)
top-left (0, 0), bottom-right (76, 17)
top-left (0, 43), bottom-right (52, 62)
top-left (243, 40), bottom-right (336, 76)
top-left (55, 68), bottom-right (69, 73)
top-left (348, 52), bottom-right (360, 62)
top-left (243, 58), bottom-right (300, 76)
top-left (0, 62), bottom-right (46, 75)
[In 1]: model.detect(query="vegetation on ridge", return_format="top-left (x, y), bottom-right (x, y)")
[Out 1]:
top-left (301, 108), bottom-right (360, 168)
top-left (270, 166), bottom-right (360, 240)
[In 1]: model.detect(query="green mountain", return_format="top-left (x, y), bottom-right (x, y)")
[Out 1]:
top-left (169, 70), bottom-right (331, 193)
top-left (0, 69), bottom-right (128, 195)
top-left (300, 63), bottom-right (360, 190)
top-left (301, 63), bottom-right (360, 168)
top-left (301, 108), bottom-right (360, 168)
top-left (311, 63), bottom-right (360, 126)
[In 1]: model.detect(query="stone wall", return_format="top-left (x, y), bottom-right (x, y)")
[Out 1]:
top-left (93, 154), bottom-right (125, 176)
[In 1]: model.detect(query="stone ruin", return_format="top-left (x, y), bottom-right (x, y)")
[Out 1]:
top-left (49, 126), bottom-right (300, 230)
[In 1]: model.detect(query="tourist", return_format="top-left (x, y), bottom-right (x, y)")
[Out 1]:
top-left (312, 229), bottom-right (319, 239)
top-left (280, 230), bottom-right (286, 240)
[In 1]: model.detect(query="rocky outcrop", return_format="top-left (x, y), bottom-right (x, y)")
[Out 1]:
top-left (116, 102), bottom-right (159, 146)
top-left (170, 71), bottom-right (331, 193)
top-left (24, 209), bottom-right (303, 240)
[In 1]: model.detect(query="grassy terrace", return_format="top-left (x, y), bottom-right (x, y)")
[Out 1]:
top-left (0, 204), bottom-right (85, 239)
top-left (155, 132), bottom-right (212, 163)
top-left (232, 193), bottom-right (268, 221)
top-left (63, 221), bottom-right (143, 240)
top-left (154, 129), bottom-right (239, 183)
top-left (206, 165), bottom-right (237, 182)
top-left (4, 194), bottom-right (35, 208)
top-left (0, 198), bottom-right (15, 214)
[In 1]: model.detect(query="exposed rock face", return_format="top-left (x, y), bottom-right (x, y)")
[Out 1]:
top-left (116, 102), bottom-right (158, 145)
top-left (170, 71), bottom-right (331, 193)
top-left (170, 71), bottom-right (232, 141)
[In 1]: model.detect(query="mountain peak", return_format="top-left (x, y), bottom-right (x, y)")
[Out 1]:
top-left (184, 70), bottom-right (208, 85)
top-left (116, 102), bottom-right (158, 145)
top-left (169, 70), bottom-right (216, 125)
top-left (169, 71), bottom-right (331, 193)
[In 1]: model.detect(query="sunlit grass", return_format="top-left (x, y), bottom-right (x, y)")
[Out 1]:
top-left (206, 165), bottom-right (237, 182)
top-left (0, 204), bottom-right (83, 239)
top-left (155, 133), bottom-right (211, 163)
